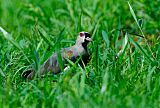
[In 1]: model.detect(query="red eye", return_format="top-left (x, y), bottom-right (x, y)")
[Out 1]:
top-left (79, 32), bottom-right (84, 37)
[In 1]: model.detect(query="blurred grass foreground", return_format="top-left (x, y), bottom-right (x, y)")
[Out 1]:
top-left (0, 0), bottom-right (160, 108)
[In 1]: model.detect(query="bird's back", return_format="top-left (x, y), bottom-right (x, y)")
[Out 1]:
top-left (40, 45), bottom-right (88, 75)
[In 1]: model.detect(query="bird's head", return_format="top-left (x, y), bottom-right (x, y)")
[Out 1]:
top-left (76, 31), bottom-right (92, 46)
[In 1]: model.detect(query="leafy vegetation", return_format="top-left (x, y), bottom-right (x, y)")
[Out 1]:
top-left (0, 0), bottom-right (160, 107)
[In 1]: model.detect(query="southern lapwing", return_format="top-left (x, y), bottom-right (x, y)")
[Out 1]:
top-left (22, 31), bottom-right (92, 79)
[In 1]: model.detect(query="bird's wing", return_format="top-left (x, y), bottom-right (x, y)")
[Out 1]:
top-left (62, 45), bottom-right (87, 63)
top-left (40, 52), bottom-right (62, 75)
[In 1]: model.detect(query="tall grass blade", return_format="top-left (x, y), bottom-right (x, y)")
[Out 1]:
top-left (37, 27), bottom-right (54, 47)
top-left (128, 2), bottom-right (144, 37)
top-left (0, 26), bottom-right (31, 63)
top-left (101, 67), bottom-right (109, 94)
top-left (0, 68), bottom-right (5, 77)
top-left (0, 27), bottom-right (21, 49)
top-left (79, 67), bottom-right (85, 96)
top-left (147, 66), bottom-right (156, 92)
top-left (57, 49), bottom-right (64, 71)
top-left (102, 30), bottom-right (110, 48)
top-left (56, 28), bottom-right (65, 71)
top-left (128, 2), bottom-right (155, 59)
top-left (129, 37), bottom-right (153, 62)
top-left (33, 49), bottom-right (40, 71)
top-left (116, 32), bottom-right (128, 58)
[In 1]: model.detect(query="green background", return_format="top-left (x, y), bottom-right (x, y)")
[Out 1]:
top-left (0, 0), bottom-right (160, 107)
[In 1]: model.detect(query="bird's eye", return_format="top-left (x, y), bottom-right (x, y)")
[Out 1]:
top-left (79, 32), bottom-right (84, 37)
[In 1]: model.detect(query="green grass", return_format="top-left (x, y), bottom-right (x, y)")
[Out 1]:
top-left (0, 0), bottom-right (160, 108)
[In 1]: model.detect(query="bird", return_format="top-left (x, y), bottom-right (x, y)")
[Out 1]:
top-left (22, 31), bottom-right (92, 80)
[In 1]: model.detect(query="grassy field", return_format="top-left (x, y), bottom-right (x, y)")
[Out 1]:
top-left (0, 0), bottom-right (160, 108)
